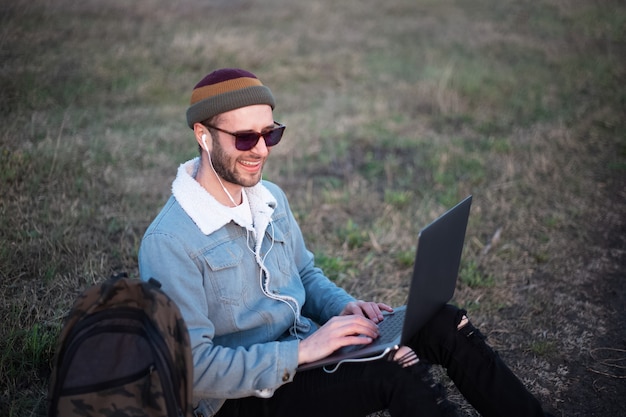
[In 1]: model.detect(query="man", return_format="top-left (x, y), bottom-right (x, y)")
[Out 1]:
top-left (139, 68), bottom-right (551, 417)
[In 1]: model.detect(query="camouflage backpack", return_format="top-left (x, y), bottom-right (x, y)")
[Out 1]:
top-left (48, 274), bottom-right (193, 417)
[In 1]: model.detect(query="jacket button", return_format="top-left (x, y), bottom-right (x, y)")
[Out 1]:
top-left (282, 371), bottom-right (290, 382)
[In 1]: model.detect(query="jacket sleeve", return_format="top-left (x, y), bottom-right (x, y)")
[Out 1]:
top-left (139, 230), bottom-right (299, 402)
top-left (298, 247), bottom-right (357, 324)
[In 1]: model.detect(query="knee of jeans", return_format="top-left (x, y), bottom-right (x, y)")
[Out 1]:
top-left (436, 305), bottom-right (488, 345)
top-left (456, 319), bottom-right (496, 364)
top-left (443, 304), bottom-right (468, 328)
top-left (457, 318), bottom-right (486, 341)
top-left (420, 304), bottom-right (466, 339)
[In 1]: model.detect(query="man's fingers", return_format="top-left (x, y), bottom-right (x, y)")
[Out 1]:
top-left (327, 315), bottom-right (380, 340)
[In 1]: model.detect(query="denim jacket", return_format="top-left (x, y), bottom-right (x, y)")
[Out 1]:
top-left (138, 158), bottom-right (355, 416)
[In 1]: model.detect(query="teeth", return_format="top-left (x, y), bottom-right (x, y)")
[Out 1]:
top-left (240, 160), bottom-right (259, 166)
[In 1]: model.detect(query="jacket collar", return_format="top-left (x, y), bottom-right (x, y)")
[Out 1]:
top-left (172, 158), bottom-right (277, 236)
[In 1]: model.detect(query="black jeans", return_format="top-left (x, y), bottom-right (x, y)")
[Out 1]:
top-left (213, 305), bottom-right (546, 417)
top-left (410, 305), bottom-right (546, 417)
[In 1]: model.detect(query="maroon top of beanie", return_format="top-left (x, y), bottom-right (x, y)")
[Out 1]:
top-left (194, 68), bottom-right (259, 89)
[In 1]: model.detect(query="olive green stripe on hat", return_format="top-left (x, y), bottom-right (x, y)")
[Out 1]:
top-left (186, 85), bottom-right (275, 129)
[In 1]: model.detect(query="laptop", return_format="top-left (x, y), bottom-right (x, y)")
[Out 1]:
top-left (298, 195), bottom-right (473, 372)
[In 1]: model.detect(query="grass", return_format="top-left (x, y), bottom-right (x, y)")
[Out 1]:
top-left (458, 260), bottom-right (495, 289)
top-left (1, 0), bottom-right (625, 416)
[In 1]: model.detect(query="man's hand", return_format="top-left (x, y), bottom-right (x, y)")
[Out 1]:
top-left (297, 315), bottom-right (380, 365)
top-left (297, 300), bottom-right (394, 366)
top-left (340, 300), bottom-right (394, 324)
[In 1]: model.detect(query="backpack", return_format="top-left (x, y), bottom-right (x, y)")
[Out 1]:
top-left (48, 274), bottom-right (193, 417)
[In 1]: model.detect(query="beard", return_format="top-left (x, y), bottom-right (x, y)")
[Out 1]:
top-left (209, 136), bottom-right (264, 188)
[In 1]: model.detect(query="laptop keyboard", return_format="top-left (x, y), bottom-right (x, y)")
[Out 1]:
top-left (377, 308), bottom-right (406, 344)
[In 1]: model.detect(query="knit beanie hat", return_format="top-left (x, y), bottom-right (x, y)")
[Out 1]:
top-left (186, 68), bottom-right (275, 129)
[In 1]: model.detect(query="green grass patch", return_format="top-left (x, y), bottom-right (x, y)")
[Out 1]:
top-left (459, 260), bottom-right (495, 289)
top-left (394, 249), bottom-right (416, 268)
top-left (314, 253), bottom-right (355, 284)
top-left (384, 190), bottom-right (412, 209)
top-left (338, 219), bottom-right (369, 249)
top-left (0, 323), bottom-right (58, 389)
top-left (528, 340), bottom-right (558, 357)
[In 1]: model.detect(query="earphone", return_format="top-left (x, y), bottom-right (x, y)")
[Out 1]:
top-left (201, 133), bottom-right (209, 153)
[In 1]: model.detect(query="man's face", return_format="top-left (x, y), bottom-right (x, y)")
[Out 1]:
top-left (209, 104), bottom-right (275, 188)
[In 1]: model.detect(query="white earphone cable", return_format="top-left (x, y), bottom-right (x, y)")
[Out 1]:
top-left (202, 133), bottom-right (238, 207)
top-left (256, 221), bottom-right (300, 339)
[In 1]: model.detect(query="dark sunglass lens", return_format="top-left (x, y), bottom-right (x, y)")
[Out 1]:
top-left (264, 127), bottom-right (284, 147)
top-left (235, 132), bottom-right (261, 151)
top-left (233, 125), bottom-right (284, 150)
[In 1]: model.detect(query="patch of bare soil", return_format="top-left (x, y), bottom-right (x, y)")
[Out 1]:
top-left (513, 182), bottom-right (626, 416)
top-left (552, 203), bottom-right (625, 416)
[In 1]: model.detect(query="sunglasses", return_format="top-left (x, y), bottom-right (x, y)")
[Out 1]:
top-left (203, 121), bottom-right (286, 151)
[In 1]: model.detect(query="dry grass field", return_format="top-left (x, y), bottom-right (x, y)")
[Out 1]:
top-left (1, 0), bottom-right (624, 416)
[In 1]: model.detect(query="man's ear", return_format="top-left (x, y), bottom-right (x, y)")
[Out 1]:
top-left (193, 123), bottom-right (209, 152)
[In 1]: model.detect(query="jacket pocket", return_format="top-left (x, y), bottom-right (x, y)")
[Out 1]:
top-left (203, 241), bottom-right (244, 303)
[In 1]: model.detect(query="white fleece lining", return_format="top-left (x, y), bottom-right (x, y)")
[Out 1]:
top-left (171, 158), bottom-right (277, 236)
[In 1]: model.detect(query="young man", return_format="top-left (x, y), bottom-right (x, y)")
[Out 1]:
top-left (138, 68), bottom-right (551, 417)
